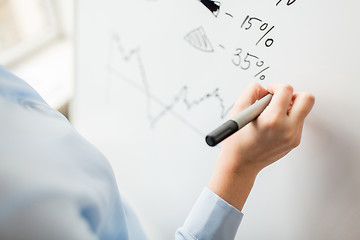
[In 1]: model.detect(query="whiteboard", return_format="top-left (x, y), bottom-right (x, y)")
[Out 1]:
top-left (72, 0), bottom-right (360, 239)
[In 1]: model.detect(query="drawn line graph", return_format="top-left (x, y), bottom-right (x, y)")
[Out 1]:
top-left (107, 34), bottom-right (233, 136)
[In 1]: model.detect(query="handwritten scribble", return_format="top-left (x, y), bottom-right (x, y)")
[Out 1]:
top-left (276, 0), bottom-right (297, 6)
top-left (200, 0), bottom-right (221, 17)
top-left (184, 27), bottom-right (214, 52)
top-left (149, 86), bottom-right (231, 128)
top-left (107, 33), bottom-right (231, 132)
top-left (107, 34), bottom-right (153, 122)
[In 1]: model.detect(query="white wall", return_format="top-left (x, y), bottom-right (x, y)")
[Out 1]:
top-left (72, 0), bottom-right (360, 239)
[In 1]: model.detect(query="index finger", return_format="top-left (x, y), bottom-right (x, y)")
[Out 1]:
top-left (230, 82), bottom-right (269, 118)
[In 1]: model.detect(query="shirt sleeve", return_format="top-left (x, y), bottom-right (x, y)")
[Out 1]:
top-left (0, 66), bottom-right (243, 240)
top-left (175, 187), bottom-right (243, 240)
top-left (0, 66), bottom-right (146, 240)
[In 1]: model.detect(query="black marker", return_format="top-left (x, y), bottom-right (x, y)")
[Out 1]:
top-left (206, 93), bottom-right (273, 147)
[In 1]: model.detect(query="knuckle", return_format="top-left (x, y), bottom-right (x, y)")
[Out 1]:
top-left (304, 92), bottom-right (315, 104)
top-left (283, 84), bottom-right (294, 93)
top-left (291, 136), bottom-right (301, 148)
top-left (283, 131), bottom-right (294, 144)
top-left (295, 138), bottom-right (301, 147)
top-left (285, 131), bottom-right (301, 148)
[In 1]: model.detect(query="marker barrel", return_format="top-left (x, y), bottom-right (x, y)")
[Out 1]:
top-left (205, 93), bottom-right (273, 147)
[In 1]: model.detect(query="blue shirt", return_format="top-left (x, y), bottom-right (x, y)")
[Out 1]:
top-left (0, 66), bottom-right (243, 239)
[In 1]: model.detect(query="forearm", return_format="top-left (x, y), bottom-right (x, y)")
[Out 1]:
top-left (208, 155), bottom-right (259, 211)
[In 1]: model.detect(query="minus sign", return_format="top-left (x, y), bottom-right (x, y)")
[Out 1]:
top-left (225, 12), bottom-right (234, 18)
top-left (218, 44), bottom-right (225, 49)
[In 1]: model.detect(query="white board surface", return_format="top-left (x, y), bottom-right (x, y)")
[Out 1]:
top-left (72, 0), bottom-right (360, 239)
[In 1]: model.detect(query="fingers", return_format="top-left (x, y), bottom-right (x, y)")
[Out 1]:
top-left (231, 83), bottom-right (314, 125)
top-left (231, 82), bottom-right (269, 118)
top-left (289, 92), bottom-right (315, 123)
top-left (266, 83), bottom-right (294, 116)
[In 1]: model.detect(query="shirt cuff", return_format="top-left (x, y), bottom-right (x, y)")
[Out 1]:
top-left (177, 187), bottom-right (243, 240)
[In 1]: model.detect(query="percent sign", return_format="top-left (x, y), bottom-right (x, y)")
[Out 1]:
top-left (254, 60), bottom-right (270, 80)
top-left (241, 16), bottom-right (275, 48)
top-left (257, 23), bottom-right (274, 47)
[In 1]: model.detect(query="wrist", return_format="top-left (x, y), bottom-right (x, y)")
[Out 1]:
top-left (208, 162), bottom-right (259, 211)
top-left (217, 147), bottom-right (264, 177)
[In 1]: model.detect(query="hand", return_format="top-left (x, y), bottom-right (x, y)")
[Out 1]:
top-left (208, 82), bottom-right (315, 210)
